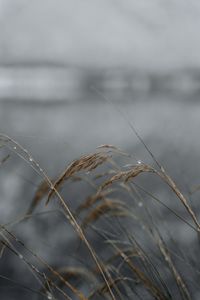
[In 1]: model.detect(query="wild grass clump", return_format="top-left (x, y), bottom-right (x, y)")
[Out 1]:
top-left (0, 134), bottom-right (200, 299)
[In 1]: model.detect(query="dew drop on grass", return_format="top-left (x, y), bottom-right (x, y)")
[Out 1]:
top-left (13, 146), bottom-right (17, 150)
top-left (165, 257), bottom-right (169, 262)
top-left (137, 160), bottom-right (142, 165)
top-left (18, 254), bottom-right (23, 260)
top-left (138, 202), bottom-right (143, 207)
top-left (29, 157), bottom-right (33, 162)
top-left (47, 292), bottom-right (53, 300)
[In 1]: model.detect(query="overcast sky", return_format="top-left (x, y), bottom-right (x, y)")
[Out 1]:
top-left (0, 0), bottom-right (200, 70)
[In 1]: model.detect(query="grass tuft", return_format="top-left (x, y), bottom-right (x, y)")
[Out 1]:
top-left (0, 135), bottom-right (199, 299)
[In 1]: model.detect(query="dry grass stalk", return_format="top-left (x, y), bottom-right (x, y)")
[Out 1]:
top-left (82, 199), bottom-right (128, 229)
top-left (76, 189), bottom-right (114, 214)
top-left (0, 243), bottom-right (6, 258)
top-left (97, 144), bottom-right (121, 150)
top-left (47, 151), bottom-right (109, 204)
top-left (0, 239), bottom-right (72, 300)
top-left (88, 276), bottom-right (127, 299)
top-left (46, 184), bottom-right (117, 300)
top-left (27, 180), bottom-right (52, 215)
top-left (97, 144), bottom-right (130, 157)
top-left (100, 163), bottom-right (154, 190)
top-left (156, 234), bottom-right (191, 300)
top-left (114, 246), bottom-right (169, 300)
top-left (104, 248), bottom-right (139, 267)
top-left (112, 161), bottom-right (200, 233)
top-left (2, 227), bottom-right (88, 300)
top-left (43, 266), bottom-right (96, 297)
top-left (41, 265), bottom-right (89, 300)
top-left (1, 134), bottom-right (198, 299)
top-left (55, 266), bottom-right (96, 284)
top-left (156, 167), bottom-right (200, 232)
top-left (0, 135), bottom-right (117, 300)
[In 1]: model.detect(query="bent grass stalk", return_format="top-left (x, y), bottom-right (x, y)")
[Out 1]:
top-left (0, 133), bottom-right (199, 299)
top-left (0, 134), bottom-right (116, 300)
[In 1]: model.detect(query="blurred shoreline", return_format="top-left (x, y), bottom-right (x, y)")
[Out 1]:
top-left (1, 65), bottom-right (200, 102)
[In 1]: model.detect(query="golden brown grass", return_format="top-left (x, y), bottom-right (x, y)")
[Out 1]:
top-left (0, 134), bottom-right (199, 299)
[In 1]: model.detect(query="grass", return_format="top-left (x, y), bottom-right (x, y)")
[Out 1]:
top-left (0, 133), bottom-right (200, 300)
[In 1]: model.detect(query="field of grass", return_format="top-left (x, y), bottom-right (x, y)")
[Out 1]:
top-left (0, 128), bottom-right (200, 300)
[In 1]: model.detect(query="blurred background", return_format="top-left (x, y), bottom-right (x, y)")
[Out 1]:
top-left (1, 1), bottom-right (200, 299)
top-left (1, 0), bottom-right (200, 167)
top-left (1, 0), bottom-right (200, 190)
